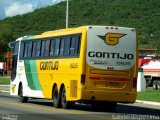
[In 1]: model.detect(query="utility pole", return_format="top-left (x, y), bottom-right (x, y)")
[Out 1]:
top-left (66, 0), bottom-right (69, 28)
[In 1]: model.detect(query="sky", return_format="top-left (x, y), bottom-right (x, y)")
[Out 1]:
top-left (0, 0), bottom-right (65, 20)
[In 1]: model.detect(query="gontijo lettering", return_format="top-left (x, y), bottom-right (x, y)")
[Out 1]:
top-left (40, 61), bottom-right (59, 70)
top-left (88, 51), bottom-right (134, 60)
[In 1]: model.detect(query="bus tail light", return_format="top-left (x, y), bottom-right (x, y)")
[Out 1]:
top-left (81, 75), bottom-right (86, 85)
top-left (133, 77), bottom-right (137, 89)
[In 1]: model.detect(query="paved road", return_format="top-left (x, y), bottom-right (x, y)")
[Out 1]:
top-left (0, 93), bottom-right (160, 120)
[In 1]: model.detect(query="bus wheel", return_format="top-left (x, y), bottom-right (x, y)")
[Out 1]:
top-left (60, 87), bottom-right (72, 109)
top-left (19, 85), bottom-right (28, 103)
top-left (53, 86), bottom-right (60, 108)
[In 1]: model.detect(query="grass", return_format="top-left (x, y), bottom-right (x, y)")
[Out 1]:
top-left (0, 76), bottom-right (10, 85)
top-left (137, 87), bottom-right (160, 102)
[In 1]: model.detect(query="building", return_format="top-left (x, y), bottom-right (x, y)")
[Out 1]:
top-left (139, 48), bottom-right (157, 58)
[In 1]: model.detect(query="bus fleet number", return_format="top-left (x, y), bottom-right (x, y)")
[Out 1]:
top-left (70, 63), bottom-right (78, 68)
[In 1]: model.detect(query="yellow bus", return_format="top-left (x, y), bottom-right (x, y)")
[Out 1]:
top-left (10, 26), bottom-right (138, 111)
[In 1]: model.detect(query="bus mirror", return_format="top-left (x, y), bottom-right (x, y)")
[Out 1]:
top-left (8, 42), bottom-right (15, 49)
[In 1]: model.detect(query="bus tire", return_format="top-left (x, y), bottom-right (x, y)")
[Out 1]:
top-left (53, 86), bottom-right (60, 108)
top-left (19, 84), bottom-right (28, 103)
top-left (60, 87), bottom-right (72, 109)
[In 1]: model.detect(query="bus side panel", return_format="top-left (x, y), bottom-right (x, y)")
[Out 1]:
top-left (10, 60), bottom-right (44, 98)
top-left (34, 29), bottom-right (87, 100)
top-left (36, 58), bottom-right (82, 100)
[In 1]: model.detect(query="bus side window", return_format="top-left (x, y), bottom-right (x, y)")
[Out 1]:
top-left (70, 37), bottom-right (76, 56)
top-left (60, 38), bottom-right (65, 56)
top-left (40, 40), bottom-right (46, 57)
top-left (54, 38), bottom-right (60, 56)
top-left (20, 42), bottom-right (24, 58)
top-left (50, 39), bottom-right (56, 56)
top-left (27, 42), bottom-right (32, 58)
top-left (23, 42), bottom-right (29, 58)
top-left (32, 41), bottom-right (37, 57)
top-left (75, 36), bottom-right (81, 55)
top-left (44, 40), bottom-right (50, 57)
top-left (64, 37), bottom-right (71, 56)
top-left (36, 41), bottom-right (41, 57)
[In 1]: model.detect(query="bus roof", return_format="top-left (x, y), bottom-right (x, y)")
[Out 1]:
top-left (15, 25), bottom-right (135, 41)
top-left (39, 26), bottom-right (86, 38)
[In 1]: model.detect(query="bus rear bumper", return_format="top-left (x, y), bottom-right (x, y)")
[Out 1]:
top-left (80, 90), bottom-right (137, 103)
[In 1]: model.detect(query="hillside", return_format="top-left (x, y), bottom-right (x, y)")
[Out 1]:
top-left (0, 0), bottom-right (160, 54)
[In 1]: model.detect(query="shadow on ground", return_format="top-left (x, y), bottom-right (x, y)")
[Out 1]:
top-left (28, 99), bottom-right (160, 115)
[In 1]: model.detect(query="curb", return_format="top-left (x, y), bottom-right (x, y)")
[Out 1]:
top-left (0, 85), bottom-right (10, 93)
top-left (136, 100), bottom-right (160, 106)
top-left (0, 85), bottom-right (10, 86)
top-left (0, 90), bottom-right (10, 93)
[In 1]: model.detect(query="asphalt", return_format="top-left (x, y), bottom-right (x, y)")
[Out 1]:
top-left (0, 84), bottom-right (160, 107)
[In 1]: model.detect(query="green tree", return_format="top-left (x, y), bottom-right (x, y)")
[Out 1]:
top-left (0, 24), bottom-right (15, 56)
